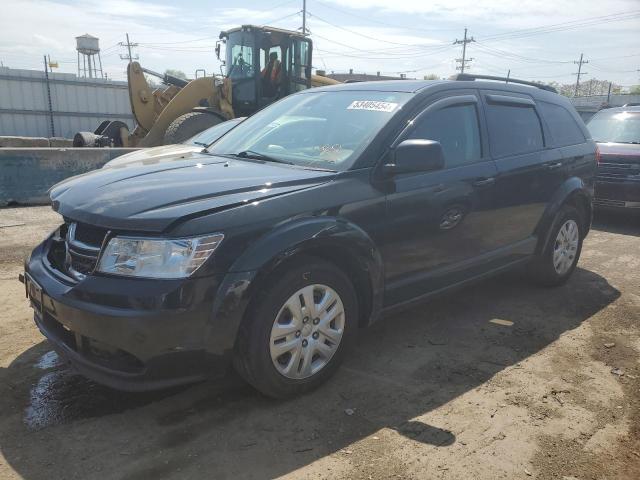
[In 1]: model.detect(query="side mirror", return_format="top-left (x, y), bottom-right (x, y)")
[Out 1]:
top-left (215, 41), bottom-right (221, 61)
top-left (384, 139), bottom-right (445, 174)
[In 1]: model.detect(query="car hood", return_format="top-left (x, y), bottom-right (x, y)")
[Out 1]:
top-left (597, 142), bottom-right (640, 163)
top-left (102, 143), bottom-right (203, 169)
top-left (51, 153), bottom-right (336, 232)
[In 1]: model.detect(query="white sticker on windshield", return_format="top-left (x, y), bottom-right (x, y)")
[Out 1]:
top-left (347, 100), bottom-right (398, 112)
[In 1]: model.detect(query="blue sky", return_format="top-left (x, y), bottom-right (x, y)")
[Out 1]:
top-left (1, 0), bottom-right (639, 88)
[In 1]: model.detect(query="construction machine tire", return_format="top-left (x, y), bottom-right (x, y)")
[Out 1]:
top-left (163, 112), bottom-right (223, 145)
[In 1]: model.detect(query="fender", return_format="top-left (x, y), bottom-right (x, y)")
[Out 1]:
top-left (231, 217), bottom-right (384, 325)
top-left (203, 217), bottom-right (384, 360)
top-left (535, 176), bottom-right (593, 255)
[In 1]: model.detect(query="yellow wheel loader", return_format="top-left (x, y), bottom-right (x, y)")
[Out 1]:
top-left (74, 25), bottom-right (339, 148)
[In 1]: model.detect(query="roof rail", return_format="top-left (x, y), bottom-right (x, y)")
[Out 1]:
top-left (453, 73), bottom-right (557, 93)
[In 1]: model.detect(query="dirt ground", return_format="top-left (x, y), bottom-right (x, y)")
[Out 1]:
top-left (0, 206), bottom-right (638, 480)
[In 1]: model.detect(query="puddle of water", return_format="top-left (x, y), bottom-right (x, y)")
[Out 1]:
top-left (34, 351), bottom-right (63, 370)
top-left (23, 366), bottom-right (187, 431)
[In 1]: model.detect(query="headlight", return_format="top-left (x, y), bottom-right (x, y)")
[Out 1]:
top-left (97, 234), bottom-right (223, 278)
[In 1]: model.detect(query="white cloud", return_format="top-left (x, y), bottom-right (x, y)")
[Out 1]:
top-left (1, 0), bottom-right (638, 86)
top-left (320, 0), bottom-right (639, 27)
top-left (88, 0), bottom-right (179, 18)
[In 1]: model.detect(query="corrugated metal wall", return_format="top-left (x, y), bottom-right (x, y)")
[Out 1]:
top-left (0, 67), bottom-right (134, 138)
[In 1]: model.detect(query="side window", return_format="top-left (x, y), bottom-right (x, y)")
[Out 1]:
top-left (291, 40), bottom-right (310, 79)
top-left (408, 104), bottom-right (482, 168)
top-left (485, 101), bottom-right (544, 157)
top-left (538, 101), bottom-right (585, 147)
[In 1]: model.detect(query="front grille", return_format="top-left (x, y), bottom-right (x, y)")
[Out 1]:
top-left (597, 156), bottom-right (640, 181)
top-left (74, 222), bottom-right (109, 246)
top-left (67, 222), bottom-right (105, 278)
top-left (47, 221), bottom-right (107, 280)
top-left (594, 198), bottom-right (626, 207)
top-left (67, 246), bottom-right (99, 275)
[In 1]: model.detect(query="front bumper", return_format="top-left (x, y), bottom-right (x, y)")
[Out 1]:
top-left (24, 237), bottom-right (254, 391)
top-left (594, 179), bottom-right (640, 209)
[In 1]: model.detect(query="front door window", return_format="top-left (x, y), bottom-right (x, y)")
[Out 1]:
top-left (260, 46), bottom-right (283, 98)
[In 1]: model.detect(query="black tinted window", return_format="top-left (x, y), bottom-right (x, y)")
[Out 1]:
top-left (485, 101), bottom-right (544, 157)
top-left (409, 104), bottom-right (481, 167)
top-left (539, 101), bottom-right (585, 146)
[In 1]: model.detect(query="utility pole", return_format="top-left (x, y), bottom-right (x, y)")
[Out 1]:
top-left (302, 0), bottom-right (307, 36)
top-left (119, 33), bottom-right (139, 64)
top-left (453, 28), bottom-right (475, 74)
top-left (43, 55), bottom-right (55, 137)
top-left (573, 53), bottom-right (588, 97)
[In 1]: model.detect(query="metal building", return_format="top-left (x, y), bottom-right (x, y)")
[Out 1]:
top-left (0, 66), bottom-right (134, 139)
top-left (571, 94), bottom-right (640, 122)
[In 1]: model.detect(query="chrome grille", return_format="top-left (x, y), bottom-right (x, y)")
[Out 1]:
top-left (64, 222), bottom-right (106, 280)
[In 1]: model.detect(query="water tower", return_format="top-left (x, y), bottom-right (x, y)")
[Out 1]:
top-left (76, 34), bottom-right (103, 79)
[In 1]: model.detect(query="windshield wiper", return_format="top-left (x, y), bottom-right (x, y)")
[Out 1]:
top-left (192, 141), bottom-right (208, 147)
top-left (234, 150), bottom-right (294, 165)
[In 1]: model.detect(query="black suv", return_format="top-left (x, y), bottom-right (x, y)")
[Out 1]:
top-left (23, 75), bottom-right (596, 398)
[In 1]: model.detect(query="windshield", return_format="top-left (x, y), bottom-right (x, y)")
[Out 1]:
top-left (587, 110), bottom-right (640, 144)
top-left (207, 90), bottom-right (412, 171)
top-left (226, 32), bottom-right (255, 80)
top-left (186, 118), bottom-right (244, 146)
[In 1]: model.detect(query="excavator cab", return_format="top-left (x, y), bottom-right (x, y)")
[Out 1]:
top-left (218, 25), bottom-right (313, 116)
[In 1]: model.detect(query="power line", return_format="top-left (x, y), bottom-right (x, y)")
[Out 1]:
top-left (311, 32), bottom-right (446, 56)
top-left (310, 0), bottom-right (461, 33)
top-left (137, 36), bottom-right (218, 46)
top-left (261, 10), bottom-right (302, 27)
top-left (473, 42), bottom-right (572, 65)
top-left (307, 11), bottom-right (447, 47)
top-left (480, 10), bottom-right (640, 42)
top-left (314, 44), bottom-right (455, 61)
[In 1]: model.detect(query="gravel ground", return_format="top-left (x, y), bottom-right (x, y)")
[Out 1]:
top-left (0, 206), bottom-right (638, 480)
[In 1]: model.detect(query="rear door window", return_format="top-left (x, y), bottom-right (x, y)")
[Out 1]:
top-left (408, 103), bottom-right (482, 168)
top-left (485, 100), bottom-right (544, 157)
top-left (538, 101), bottom-right (585, 146)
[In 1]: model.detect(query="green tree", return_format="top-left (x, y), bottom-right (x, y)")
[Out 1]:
top-left (423, 74), bottom-right (440, 80)
top-left (630, 85), bottom-right (640, 95)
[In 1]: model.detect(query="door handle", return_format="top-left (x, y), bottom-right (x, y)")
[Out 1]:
top-left (545, 162), bottom-right (563, 170)
top-left (472, 177), bottom-right (495, 187)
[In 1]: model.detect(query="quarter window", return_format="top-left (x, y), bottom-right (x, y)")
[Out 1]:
top-left (485, 102), bottom-right (544, 157)
top-left (409, 104), bottom-right (482, 168)
top-left (539, 101), bottom-right (585, 146)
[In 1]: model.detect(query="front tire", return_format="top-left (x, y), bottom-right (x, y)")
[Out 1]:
top-left (529, 205), bottom-right (583, 287)
top-left (163, 112), bottom-right (222, 145)
top-left (234, 258), bottom-right (358, 398)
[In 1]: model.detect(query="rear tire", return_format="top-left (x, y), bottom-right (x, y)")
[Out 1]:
top-left (234, 258), bottom-right (358, 398)
top-left (528, 205), bottom-right (583, 287)
top-left (163, 112), bottom-right (222, 145)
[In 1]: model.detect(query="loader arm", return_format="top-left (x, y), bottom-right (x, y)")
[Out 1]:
top-left (138, 76), bottom-right (226, 147)
top-left (311, 74), bottom-right (340, 88)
